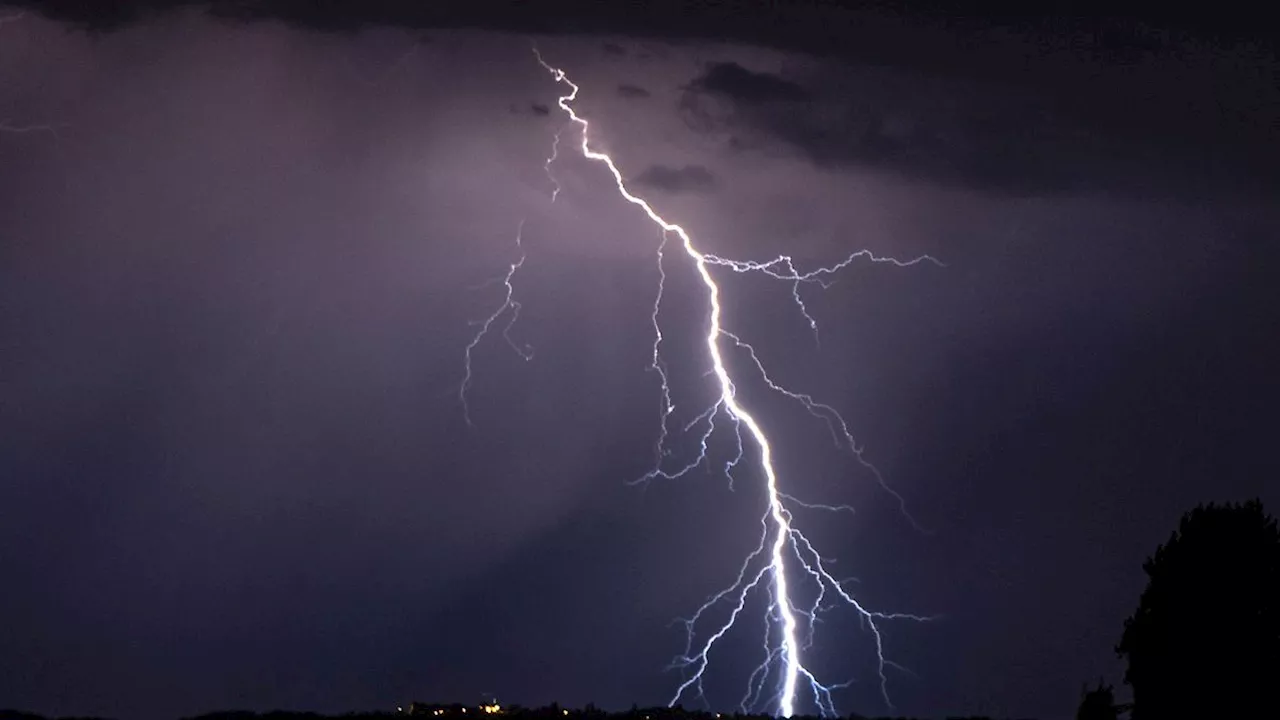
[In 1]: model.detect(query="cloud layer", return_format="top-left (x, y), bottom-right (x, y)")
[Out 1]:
top-left (631, 163), bottom-right (716, 193)
top-left (677, 58), bottom-right (1279, 199)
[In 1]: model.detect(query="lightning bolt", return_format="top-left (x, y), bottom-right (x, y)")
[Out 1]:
top-left (531, 49), bottom-right (939, 717)
top-left (545, 123), bottom-right (567, 203)
top-left (459, 220), bottom-right (533, 427)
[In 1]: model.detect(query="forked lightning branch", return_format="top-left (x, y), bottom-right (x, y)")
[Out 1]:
top-left (460, 47), bottom-right (942, 718)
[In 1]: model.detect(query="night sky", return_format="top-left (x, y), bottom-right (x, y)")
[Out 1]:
top-left (2, 3), bottom-right (1278, 720)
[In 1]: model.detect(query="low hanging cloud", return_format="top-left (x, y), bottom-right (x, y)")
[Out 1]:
top-left (678, 59), bottom-right (1280, 199)
top-left (617, 83), bottom-right (651, 99)
top-left (631, 163), bottom-right (716, 193)
top-left (686, 61), bottom-right (809, 104)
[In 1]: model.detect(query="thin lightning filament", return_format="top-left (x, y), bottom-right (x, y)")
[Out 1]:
top-left (532, 49), bottom-right (938, 717)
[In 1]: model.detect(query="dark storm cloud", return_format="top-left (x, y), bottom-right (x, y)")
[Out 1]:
top-left (677, 56), bottom-right (1280, 199)
top-left (17, 1), bottom-right (1276, 64)
top-left (685, 61), bottom-right (808, 104)
top-left (678, 64), bottom-right (1088, 197)
top-left (10, 0), bottom-right (1278, 200)
top-left (631, 164), bottom-right (716, 194)
top-left (601, 41), bottom-right (625, 56)
top-left (616, 83), bottom-right (650, 99)
top-left (507, 102), bottom-right (549, 117)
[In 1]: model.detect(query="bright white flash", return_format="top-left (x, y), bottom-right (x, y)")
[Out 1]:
top-left (530, 50), bottom-right (939, 717)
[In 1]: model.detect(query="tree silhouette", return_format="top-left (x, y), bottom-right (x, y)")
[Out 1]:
top-left (1075, 679), bottom-right (1119, 720)
top-left (1116, 499), bottom-right (1279, 719)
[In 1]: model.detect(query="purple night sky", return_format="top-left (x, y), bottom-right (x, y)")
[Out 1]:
top-left (2, 3), bottom-right (1278, 720)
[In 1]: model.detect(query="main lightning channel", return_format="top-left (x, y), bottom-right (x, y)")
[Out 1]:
top-left (534, 50), bottom-right (935, 717)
